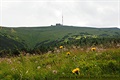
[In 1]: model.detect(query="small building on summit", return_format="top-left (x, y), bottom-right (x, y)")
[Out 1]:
top-left (56, 23), bottom-right (62, 26)
top-left (51, 23), bottom-right (63, 27)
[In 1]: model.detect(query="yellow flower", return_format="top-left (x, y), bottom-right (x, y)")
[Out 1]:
top-left (59, 46), bottom-right (63, 49)
top-left (72, 68), bottom-right (80, 74)
top-left (91, 47), bottom-right (96, 51)
top-left (76, 68), bottom-right (80, 71)
top-left (66, 52), bottom-right (70, 55)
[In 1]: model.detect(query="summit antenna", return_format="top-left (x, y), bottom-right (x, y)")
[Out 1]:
top-left (62, 14), bottom-right (63, 25)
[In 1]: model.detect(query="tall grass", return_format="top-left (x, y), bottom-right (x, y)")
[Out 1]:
top-left (0, 48), bottom-right (120, 79)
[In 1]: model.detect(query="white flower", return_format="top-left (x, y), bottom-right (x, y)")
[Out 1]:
top-left (35, 61), bottom-right (38, 63)
top-left (37, 66), bottom-right (41, 69)
top-left (52, 70), bottom-right (57, 74)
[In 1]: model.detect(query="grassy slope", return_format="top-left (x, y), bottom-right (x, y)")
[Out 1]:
top-left (0, 48), bottom-right (120, 79)
top-left (0, 35), bottom-right (25, 50)
top-left (0, 26), bottom-right (120, 49)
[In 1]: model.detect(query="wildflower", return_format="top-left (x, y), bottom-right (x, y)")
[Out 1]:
top-left (37, 66), bottom-right (41, 69)
top-left (26, 53), bottom-right (30, 56)
top-left (72, 68), bottom-right (80, 74)
top-left (35, 61), bottom-right (38, 63)
top-left (66, 52), bottom-right (70, 55)
top-left (91, 47), bottom-right (96, 51)
top-left (59, 46), bottom-right (63, 49)
top-left (46, 65), bottom-right (51, 69)
top-left (17, 61), bottom-right (21, 64)
top-left (52, 70), bottom-right (57, 74)
top-left (7, 59), bottom-right (12, 64)
top-left (26, 70), bottom-right (28, 74)
top-left (11, 68), bottom-right (15, 71)
top-left (62, 72), bottom-right (65, 75)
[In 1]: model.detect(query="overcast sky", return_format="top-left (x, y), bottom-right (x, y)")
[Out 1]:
top-left (0, 0), bottom-right (120, 28)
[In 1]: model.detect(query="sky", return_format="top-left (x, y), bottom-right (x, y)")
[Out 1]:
top-left (0, 0), bottom-right (120, 28)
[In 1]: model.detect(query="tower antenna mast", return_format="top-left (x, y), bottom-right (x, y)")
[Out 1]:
top-left (62, 13), bottom-right (63, 25)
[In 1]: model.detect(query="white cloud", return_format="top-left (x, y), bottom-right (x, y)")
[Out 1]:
top-left (0, 0), bottom-right (120, 28)
top-left (118, 0), bottom-right (120, 28)
top-left (0, 0), bottom-right (2, 25)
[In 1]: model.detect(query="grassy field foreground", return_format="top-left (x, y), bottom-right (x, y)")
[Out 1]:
top-left (0, 48), bottom-right (120, 80)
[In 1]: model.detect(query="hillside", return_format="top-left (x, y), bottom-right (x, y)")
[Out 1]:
top-left (0, 25), bottom-right (120, 55)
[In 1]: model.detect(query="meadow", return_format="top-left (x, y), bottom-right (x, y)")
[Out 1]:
top-left (0, 47), bottom-right (120, 80)
top-left (0, 26), bottom-right (120, 79)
